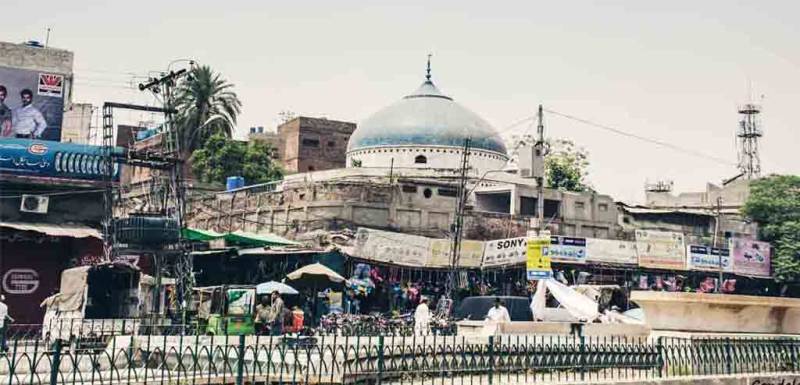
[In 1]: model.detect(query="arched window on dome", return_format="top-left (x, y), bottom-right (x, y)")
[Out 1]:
top-left (415, 155), bottom-right (427, 164)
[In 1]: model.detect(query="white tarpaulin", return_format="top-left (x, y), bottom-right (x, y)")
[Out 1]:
top-left (1, 221), bottom-right (102, 239)
top-left (530, 279), bottom-right (599, 322)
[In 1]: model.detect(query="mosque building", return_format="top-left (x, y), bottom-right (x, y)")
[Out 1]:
top-left (346, 61), bottom-right (510, 176)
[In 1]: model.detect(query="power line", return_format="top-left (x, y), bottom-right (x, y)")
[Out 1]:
top-left (544, 108), bottom-right (737, 166)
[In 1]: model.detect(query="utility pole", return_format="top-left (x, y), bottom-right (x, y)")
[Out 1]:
top-left (714, 196), bottom-right (723, 291)
top-left (447, 137), bottom-right (471, 298)
top-left (535, 104), bottom-right (547, 235)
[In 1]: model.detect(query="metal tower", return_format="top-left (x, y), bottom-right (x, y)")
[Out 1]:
top-left (736, 103), bottom-right (763, 179)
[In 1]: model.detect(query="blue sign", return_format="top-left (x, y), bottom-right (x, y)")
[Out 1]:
top-left (0, 138), bottom-right (122, 181)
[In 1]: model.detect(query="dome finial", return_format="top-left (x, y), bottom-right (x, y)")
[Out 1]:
top-left (426, 53), bottom-right (432, 81)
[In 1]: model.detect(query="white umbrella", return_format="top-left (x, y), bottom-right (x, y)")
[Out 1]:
top-left (286, 263), bottom-right (345, 287)
top-left (256, 281), bottom-right (299, 295)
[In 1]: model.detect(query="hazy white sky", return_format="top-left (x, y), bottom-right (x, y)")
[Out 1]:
top-left (6, 0), bottom-right (799, 202)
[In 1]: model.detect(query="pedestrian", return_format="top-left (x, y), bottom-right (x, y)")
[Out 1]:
top-left (414, 297), bottom-right (430, 336)
top-left (484, 297), bottom-right (510, 335)
top-left (254, 296), bottom-right (271, 335)
top-left (0, 295), bottom-right (12, 352)
top-left (268, 291), bottom-right (284, 335)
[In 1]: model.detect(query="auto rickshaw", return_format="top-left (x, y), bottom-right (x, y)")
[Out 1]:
top-left (193, 285), bottom-right (256, 335)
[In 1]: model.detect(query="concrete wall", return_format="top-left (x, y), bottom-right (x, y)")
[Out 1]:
top-left (61, 103), bottom-right (93, 144)
top-left (632, 291), bottom-right (800, 334)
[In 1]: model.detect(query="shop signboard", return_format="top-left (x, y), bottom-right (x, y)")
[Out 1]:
top-left (686, 245), bottom-right (733, 272)
top-left (586, 238), bottom-right (638, 265)
top-left (635, 230), bottom-right (687, 270)
top-left (482, 237), bottom-right (526, 268)
top-left (353, 228), bottom-right (431, 267)
top-left (526, 237), bottom-right (552, 280)
top-left (429, 239), bottom-right (484, 268)
top-left (549, 236), bottom-right (587, 264)
top-left (730, 238), bottom-right (771, 277)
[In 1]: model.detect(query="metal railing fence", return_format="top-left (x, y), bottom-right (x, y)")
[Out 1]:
top-left (1, 332), bottom-right (798, 385)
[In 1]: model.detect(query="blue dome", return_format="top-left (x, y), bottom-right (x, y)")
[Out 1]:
top-left (347, 80), bottom-right (508, 155)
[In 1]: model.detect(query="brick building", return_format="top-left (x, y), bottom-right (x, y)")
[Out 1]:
top-left (276, 117), bottom-right (356, 173)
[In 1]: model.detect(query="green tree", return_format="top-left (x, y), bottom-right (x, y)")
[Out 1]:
top-left (545, 139), bottom-right (592, 192)
top-left (191, 134), bottom-right (282, 185)
top-left (742, 175), bottom-right (800, 282)
top-left (173, 65), bottom-right (242, 158)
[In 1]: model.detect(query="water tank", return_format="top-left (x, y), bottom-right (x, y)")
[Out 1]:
top-left (115, 215), bottom-right (180, 245)
top-left (226, 176), bottom-right (245, 191)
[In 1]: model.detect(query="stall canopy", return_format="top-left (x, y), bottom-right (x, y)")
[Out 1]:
top-left (181, 228), bottom-right (301, 247)
top-left (1, 221), bottom-right (101, 239)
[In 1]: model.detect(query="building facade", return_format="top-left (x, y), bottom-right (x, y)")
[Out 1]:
top-left (278, 116), bottom-right (356, 173)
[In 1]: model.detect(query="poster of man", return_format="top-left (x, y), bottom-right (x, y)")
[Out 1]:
top-left (0, 65), bottom-right (65, 141)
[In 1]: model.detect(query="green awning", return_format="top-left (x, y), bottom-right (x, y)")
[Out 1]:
top-left (223, 230), bottom-right (302, 247)
top-left (182, 227), bottom-right (225, 241)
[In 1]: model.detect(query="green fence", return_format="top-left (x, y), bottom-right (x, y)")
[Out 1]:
top-left (1, 333), bottom-right (798, 385)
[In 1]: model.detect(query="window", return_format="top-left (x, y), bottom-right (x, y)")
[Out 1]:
top-left (598, 203), bottom-right (609, 212)
top-left (438, 188), bottom-right (458, 197)
top-left (423, 188), bottom-right (433, 198)
top-left (308, 166), bottom-right (315, 172)
top-left (327, 141), bottom-right (335, 147)
top-left (415, 155), bottom-right (427, 164)
top-left (575, 201), bottom-right (585, 210)
top-left (402, 185), bottom-right (418, 193)
top-left (302, 138), bottom-right (320, 148)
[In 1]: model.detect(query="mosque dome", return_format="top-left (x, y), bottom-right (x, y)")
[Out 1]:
top-left (347, 80), bottom-right (508, 156)
top-left (345, 62), bottom-right (510, 176)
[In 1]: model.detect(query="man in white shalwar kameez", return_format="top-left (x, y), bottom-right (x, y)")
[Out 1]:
top-left (414, 297), bottom-right (430, 336)
top-left (483, 298), bottom-right (511, 335)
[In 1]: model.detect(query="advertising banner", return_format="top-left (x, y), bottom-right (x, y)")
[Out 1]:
top-left (526, 237), bottom-right (552, 280)
top-left (429, 239), bottom-right (484, 268)
top-left (0, 65), bottom-right (65, 141)
top-left (635, 230), bottom-right (687, 270)
top-left (482, 237), bottom-right (527, 268)
top-left (352, 228), bottom-right (431, 267)
top-left (586, 238), bottom-right (638, 265)
top-left (687, 245), bottom-right (733, 272)
top-left (549, 236), bottom-right (587, 264)
top-left (730, 238), bottom-right (771, 277)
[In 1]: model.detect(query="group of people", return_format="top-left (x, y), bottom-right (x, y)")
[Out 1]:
top-left (253, 291), bottom-right (304, 335)
top-left (0, 85), bottom-right (48, 138)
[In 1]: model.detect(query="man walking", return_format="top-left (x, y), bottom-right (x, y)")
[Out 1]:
top-left (268, 291), bottom-right (284, 335)
top-left (414, 297), bottom-right (431, 336)
top-left (0, 295), bottom-right (12, 352)
top-left (12, 89), bottom-right (47, 139)
top-left (484, 298), bottom-right (511, 335)
top-left (0, 86), bottom-right (12, 137)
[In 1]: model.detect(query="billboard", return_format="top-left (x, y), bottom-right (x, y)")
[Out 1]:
top-left (0, 138), bottom-right (121, 181)
top-left (635, 230), bottom-right (687, 270)
top-left (687, 245), bottom-right (733, 272)
top-left (730, 238), bottom-right (771, 277)
top-left (0, 65), bottom-right (65, 141)
top-left (352, 228), bottom-right (431, 267)
top-left (527, 237), bottom-right (552, 280)
top-left (586, 238), bottom-right (638, 265)
top-left (482, 237), bottom-right (527, 268)
top-left (549, 236), bottom-right (587, 264)
top-left (429, 239), bottom-right (484, 268)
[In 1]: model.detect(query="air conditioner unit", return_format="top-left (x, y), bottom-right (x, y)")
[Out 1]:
top-left (20, 194), bottom-right (49, 214)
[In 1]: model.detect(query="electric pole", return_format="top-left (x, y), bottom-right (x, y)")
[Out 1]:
top-left (447, 137), bottom-right (472, 298)
top-left (535, 104), bottom-right (547, 234)
top-left (714, 196), bottom-right (723, 291)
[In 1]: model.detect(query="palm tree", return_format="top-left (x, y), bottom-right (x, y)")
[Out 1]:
top-left (172, 65), bottom-right (242, 159)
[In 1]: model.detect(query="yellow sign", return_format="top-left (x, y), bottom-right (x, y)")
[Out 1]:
top-left (526, 237), bottom-right (552, 280)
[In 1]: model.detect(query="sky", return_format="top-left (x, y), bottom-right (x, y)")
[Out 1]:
top-left (5, 0), bottom-right (799, 203)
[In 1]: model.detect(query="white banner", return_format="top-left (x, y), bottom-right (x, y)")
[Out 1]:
top-left (482, 237), bottom-right (527, 268)
top-left (635, 230), bottom-right (687, 270)
top-left (586, 238), bottom-right (638, 265)
top-left (429, 239), bottom-right (484, 268)
top-left (352, 228), bottom-right (431, 267)
top-left (687, 245), bottom-right (733, 272)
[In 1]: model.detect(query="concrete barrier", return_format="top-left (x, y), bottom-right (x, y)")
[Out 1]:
top-left (632, 291), bottom-right (800, 334)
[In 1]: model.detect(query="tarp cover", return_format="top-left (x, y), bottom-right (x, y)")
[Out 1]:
top-left (531, 279), bottom-right (599, 322)
top-left (50, 266), bottom-right (91, 312)
top-left (1, 221), bottom-right (101, 239)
